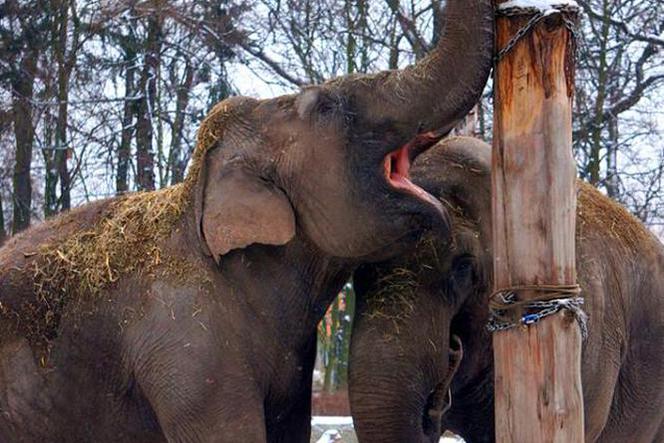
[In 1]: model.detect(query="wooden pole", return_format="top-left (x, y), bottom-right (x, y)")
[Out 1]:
top-left (491, 2), bottom-right (584, 442)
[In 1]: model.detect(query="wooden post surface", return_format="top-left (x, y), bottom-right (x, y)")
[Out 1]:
top-left (492, 2), bottom-right (584, 442)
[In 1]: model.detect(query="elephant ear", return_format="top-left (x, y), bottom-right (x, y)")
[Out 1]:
top-left (195, 148), bottom-right (296, 263)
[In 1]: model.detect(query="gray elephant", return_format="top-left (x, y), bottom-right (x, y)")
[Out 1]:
top-left (349, 137), bottom-right (664, 443)
top-left (0, 2), bottom-right (494, 442)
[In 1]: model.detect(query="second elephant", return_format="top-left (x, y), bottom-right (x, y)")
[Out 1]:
top-left (349, 137), bottom-right (664, 443)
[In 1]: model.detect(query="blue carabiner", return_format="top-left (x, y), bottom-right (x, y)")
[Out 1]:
top-left (522, 314), bottom-right (539, 325)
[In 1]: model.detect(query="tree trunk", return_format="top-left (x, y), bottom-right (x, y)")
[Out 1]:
top-left (54, 0), bottom-right (78, 212)
top-left (452, 104), bottom-right (478, 136)
top-left (338, 285), bottom-right (354, 387)
top-left (11, 51), bottom-right (38, 233)
top-left (588, 0), bottom-right (611, 186)
top-left (0, 197), bottom-right (6, 246)
top-left (43, 92), bottom-right (58, 218)
top-left (606, 115), bottom-right (619, 198)
top-left (43, 0), bottom-right (78, 216)
top-left (323, 299), bottom-right (339, 394)
top-left (605, 83), bottom-right (621, 198)
top-left (117, 47), bottom-right (137, 195)
top-left (135, 10), bottom-right (162, 192)
top-left (477, 99), bottom-right (486, 141)
top-left (169, 63), bottom-right (194, 185)
top-left (345, 0), bottom-right (357, 75)
top-left (492, 3), bottom-right (584, 441)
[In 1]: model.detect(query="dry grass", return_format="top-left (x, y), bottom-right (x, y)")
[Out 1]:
top-left (22, 186), bottom-right (201, 347)
top-left (365, 267), bottom-right (419, 321)
top-left (577, 181), bottom-right (653, 251)
top-left (32, 186), bottom-right (186, 298)
top-left (10, 99), bottom-right (241, 348)
top-left (180, 100), bottom-right (236, 197)
top-left (364, 234), bottom-right (445, 329)
top-left (28, 98), bottom-right (240, 297)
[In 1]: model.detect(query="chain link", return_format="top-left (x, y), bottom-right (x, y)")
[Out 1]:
top-left (494, 4), bottom-right (580, 64)
top-left (487, 291), bottom-right (588, 339)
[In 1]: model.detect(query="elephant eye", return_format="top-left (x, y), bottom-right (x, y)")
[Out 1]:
top-left (448, 254), bottom-right (477, 298)
top-left (315, 93), bottom-right (345, 119)
top-left (296, 88), bottom-right (344, 121)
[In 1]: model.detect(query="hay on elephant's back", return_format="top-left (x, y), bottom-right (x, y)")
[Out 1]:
top-left (6, 99), bottom-right (239, 350)
top-left (577, 181), bottom-right (653, 251)
top-left (15, 186), bottom-right (196, 351)
top-left (30, 98), bottom-right (238, 298)
top-left (32, 185), bottom-right (188, 298)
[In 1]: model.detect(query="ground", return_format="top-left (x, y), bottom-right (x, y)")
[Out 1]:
top-left (310, 417), bottom-right (464, 442)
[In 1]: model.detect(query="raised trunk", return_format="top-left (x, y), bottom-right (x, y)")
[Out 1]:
top-left (341, 0), bottom-right (494, 138)
top-left (11, 51), bottom-right (38, 234)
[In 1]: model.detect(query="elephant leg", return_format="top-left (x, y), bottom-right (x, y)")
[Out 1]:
top-left (266, 339), bottom-right (315, 443)
top-left (653, 421), bottom-right (664, 443)
top-left (126, 286), bottom-right (272, 443)
top-left (265, 393), bottom-right (312, 443)
top-left (141, 381), bottom-right (267, 443)
top-left (129, 334), bottom-right (268, 441)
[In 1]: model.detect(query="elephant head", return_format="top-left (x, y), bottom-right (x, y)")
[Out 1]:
top-left (188, 0), bottom-right (494, 263)
top-left (349, 137), bottom-right (494, 443)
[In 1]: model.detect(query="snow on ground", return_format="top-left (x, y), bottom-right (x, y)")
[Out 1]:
top-left (316, 429), bottom-right (343, 443)
top-left (311, 417), bottom-right (465, 442)
top-left (312, 416), bottom-right (354, 426)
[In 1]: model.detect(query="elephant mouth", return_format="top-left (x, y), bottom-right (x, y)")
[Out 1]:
top-left (383, 131), bottom-right (446, 216)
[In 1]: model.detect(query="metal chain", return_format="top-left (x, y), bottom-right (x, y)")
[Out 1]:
top-left (494, 4), bottom-right (581, 64)
top-left (487, 291), bottom-right (588, 339)
top-left (495, 12), bottom-right (545, 63)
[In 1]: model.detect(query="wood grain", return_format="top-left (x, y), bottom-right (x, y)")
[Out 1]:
top-left (492, 3), bottom-right (585, 442)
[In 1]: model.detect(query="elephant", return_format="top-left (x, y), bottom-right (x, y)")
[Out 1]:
top-left (349, 137), bottom-right (664, 443)
top-left (0, 2), bottom-right (494, 442)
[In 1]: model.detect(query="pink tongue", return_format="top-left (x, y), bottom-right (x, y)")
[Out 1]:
top-left (387, 147), bottom-right (445, 216)
top-left (394, 144), bottom-right (410, 176)
top-left (390, 174), bottom-right (446, 216)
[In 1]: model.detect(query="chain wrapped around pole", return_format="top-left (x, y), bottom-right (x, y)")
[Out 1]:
top-left (487, 284), bottom-right (588, 339)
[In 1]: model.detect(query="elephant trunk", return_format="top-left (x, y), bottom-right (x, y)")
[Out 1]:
top-left (349, 319), bottom-right (462, 443)
top-left (349, 349), bottom-right (435, 443)
top-left (339, 0), bottom-right (495, 138)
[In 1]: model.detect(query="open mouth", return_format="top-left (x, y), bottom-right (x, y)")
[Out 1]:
top-left (384, 131), bottom-right (446, 215)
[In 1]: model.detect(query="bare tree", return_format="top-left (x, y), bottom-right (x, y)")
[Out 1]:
top-left (574, 0), bottom-right (664, 223)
